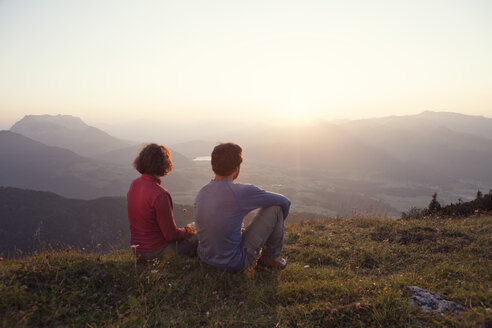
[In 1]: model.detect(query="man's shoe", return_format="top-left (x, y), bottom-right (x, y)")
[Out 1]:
top-left (258, 256), bottom-right (287, 270)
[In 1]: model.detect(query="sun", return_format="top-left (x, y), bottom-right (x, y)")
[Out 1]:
top-left (278, 94), bottom-right (313, 123)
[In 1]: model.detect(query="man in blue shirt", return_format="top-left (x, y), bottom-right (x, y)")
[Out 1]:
top-left (194, 142), bottom-right (291, 272)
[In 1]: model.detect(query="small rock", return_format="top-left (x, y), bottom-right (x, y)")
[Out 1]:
top-left (404, 286), bottom-right (466, 314)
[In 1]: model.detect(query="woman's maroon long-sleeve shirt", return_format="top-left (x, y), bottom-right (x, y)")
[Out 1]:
top-left (127, 174), bottom-right (187, 253)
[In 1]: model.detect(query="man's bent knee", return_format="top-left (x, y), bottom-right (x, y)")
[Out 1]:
top-left (260, 205), bottom-right (282, 216)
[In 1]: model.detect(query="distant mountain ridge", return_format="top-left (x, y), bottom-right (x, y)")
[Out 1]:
top-left (415, 111), bottom-right (492, 140)
top-left (343, 111), bottom-right (492, 140)
top-left (16, 114), bottom-right (89, 130)
top-left (10, 114), bottom-right (193, 168)
top-left (10, 114), bottom-right (135, 157)
top-left (172, 111), bottom-right (492, 157)
top-left (340, 112), bottom-right (492, 185)
top-left (0, 131), bottom-right (192, 199)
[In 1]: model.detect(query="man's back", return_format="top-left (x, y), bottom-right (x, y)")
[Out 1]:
top-left (195, 179), bottom-right (290, 271)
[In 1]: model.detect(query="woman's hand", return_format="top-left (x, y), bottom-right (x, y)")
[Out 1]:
top-left (184, 224), bottom-right (196, 236)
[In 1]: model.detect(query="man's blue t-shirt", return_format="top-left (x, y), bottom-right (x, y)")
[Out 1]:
top-left (194, 179), bottom-right (291, 271)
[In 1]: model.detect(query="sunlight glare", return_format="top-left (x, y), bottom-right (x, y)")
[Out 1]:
top-left (279, 93), bottom-right (313, 123)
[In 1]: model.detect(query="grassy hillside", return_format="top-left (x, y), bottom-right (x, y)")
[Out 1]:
top-left (0, 187), bottom-right (193, 256)
top-left (1, 216), bottom-right (491, 327)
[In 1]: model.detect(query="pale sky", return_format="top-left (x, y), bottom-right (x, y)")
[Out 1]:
top-left (1, 0), bottom-right (491, 130)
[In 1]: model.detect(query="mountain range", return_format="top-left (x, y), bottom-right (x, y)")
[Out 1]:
top-left (171, 111), bottom-right (492, 213)
top-left (1, 112), bottom-right (491, 217)
top-left (10, 114), bottom-right (134, 157)
top-left (10, 114), bottom-right (193, 168)
top-left (0, 129), bottom-right (192, 199)
top-left (340, 111), bottom-right (492, 185)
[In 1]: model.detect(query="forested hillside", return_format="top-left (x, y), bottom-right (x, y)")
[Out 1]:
top-left (0, 187), bottom-right (193, 256)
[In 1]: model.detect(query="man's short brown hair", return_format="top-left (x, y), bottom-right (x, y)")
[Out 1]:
top-left (133, 143), bottom-right (173, 176)
top-left (211, 143), bottom-right (243, 176)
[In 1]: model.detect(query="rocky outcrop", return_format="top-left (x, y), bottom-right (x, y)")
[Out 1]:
top-left (405, 286), bottom-right (466, 314)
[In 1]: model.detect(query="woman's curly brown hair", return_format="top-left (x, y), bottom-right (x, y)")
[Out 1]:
top-left (133, 143), bottom-right (173, 176)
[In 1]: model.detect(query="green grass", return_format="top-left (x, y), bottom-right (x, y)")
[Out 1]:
top-left (1, 216), bottom-right (491, 327)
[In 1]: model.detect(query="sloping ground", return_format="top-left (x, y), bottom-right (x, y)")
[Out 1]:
top-left (1, 216), bottom-right (491, 327)
top-left (0, 187), bottom-right (194, 255)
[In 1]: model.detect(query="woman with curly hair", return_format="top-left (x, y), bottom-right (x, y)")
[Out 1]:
top-left (127, 143), bottom-right (197, 261)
